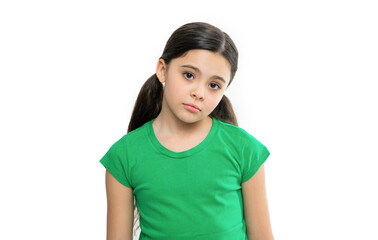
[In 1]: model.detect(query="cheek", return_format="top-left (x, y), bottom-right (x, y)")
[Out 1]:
top-left (206, 95), bottom-right (223, 110)
top-left (165, 80), bottom-right (184, 102)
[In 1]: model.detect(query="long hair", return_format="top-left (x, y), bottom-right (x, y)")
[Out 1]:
top-left (128, 22), bottom-right (239, 237)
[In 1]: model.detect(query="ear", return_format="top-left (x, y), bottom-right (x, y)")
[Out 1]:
top-left (156, 58), bottom-right (167, 84)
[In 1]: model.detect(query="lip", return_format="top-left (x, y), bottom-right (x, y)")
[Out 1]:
top-left (183, 103), bottom-right (201, 111)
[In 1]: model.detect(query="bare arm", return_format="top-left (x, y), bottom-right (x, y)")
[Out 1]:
top-left (242, 164), bottom-right (274, 240)
top-left (105, 170), bottom-right (134, 240)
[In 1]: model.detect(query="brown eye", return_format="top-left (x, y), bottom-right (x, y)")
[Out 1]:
top-left (209, 83), bottom-right (221, 90)
top-left (184, 72), bottom-right (194, 80)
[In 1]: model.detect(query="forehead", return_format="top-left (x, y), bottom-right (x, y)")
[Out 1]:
top-left (171, 49), bottom-right (231, 82)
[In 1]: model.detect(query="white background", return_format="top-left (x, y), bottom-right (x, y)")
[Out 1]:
top-left (1, 0), bottom-right (377, 239)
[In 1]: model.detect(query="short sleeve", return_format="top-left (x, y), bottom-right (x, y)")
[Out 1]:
top-left (99, 136), bottom-right (132, 188)
top-left (241, 133), bottom-right (271, 183)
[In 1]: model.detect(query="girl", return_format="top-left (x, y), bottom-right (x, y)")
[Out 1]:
top-left (100, 22), bottom-right (274, 240)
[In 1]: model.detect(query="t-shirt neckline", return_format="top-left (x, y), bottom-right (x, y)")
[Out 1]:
top-left (147, 116), bottom-right (218, 158)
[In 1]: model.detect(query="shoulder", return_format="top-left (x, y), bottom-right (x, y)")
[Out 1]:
top-left (216, 118), bottom-right (260, 142)
top-left (215, 118), bottom-right (268, 150)
top-left (109, 120), bottom-right (150, 151)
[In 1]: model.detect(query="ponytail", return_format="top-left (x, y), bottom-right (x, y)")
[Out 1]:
top-left (209, 95), bottom-right (238, 126)
top-left (127, 73), bottom-right (163, 133)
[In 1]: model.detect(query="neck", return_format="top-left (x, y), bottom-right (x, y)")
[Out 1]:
top-left (152, 114), bottom-right (212, 138)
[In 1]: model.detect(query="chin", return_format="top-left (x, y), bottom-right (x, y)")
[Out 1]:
top-left (178, 113), bottom-right (208, 124)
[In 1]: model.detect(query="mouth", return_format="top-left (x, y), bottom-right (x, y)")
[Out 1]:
top-left (183, 103), bottom-right (201, 112)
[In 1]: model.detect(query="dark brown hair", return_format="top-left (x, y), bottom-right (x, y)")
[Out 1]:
top-left (128, 22), bottom-right (239, 237)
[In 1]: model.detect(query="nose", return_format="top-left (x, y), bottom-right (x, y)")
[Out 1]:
top-left (191, 84), bottom-right (205, 100)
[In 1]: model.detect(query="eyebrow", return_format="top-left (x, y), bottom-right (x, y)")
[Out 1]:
top-left (180, 64), bottom-right (227, 84)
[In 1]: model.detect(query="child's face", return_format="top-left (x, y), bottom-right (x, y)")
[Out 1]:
top-left (156, 49), bottom-right (231, 124)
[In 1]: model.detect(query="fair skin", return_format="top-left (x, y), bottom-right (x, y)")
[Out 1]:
top-left (104, 170), bottom-right (134, 240)
top-left (154, 49), bottom-right (231, 151)
top-left (104, 49), bottom-right (274, 239)
top-left (242, 165), bottom-right (275, 240)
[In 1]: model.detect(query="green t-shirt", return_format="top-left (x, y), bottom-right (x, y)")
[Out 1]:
top-left (99, 116), bottom-right (270, 240)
